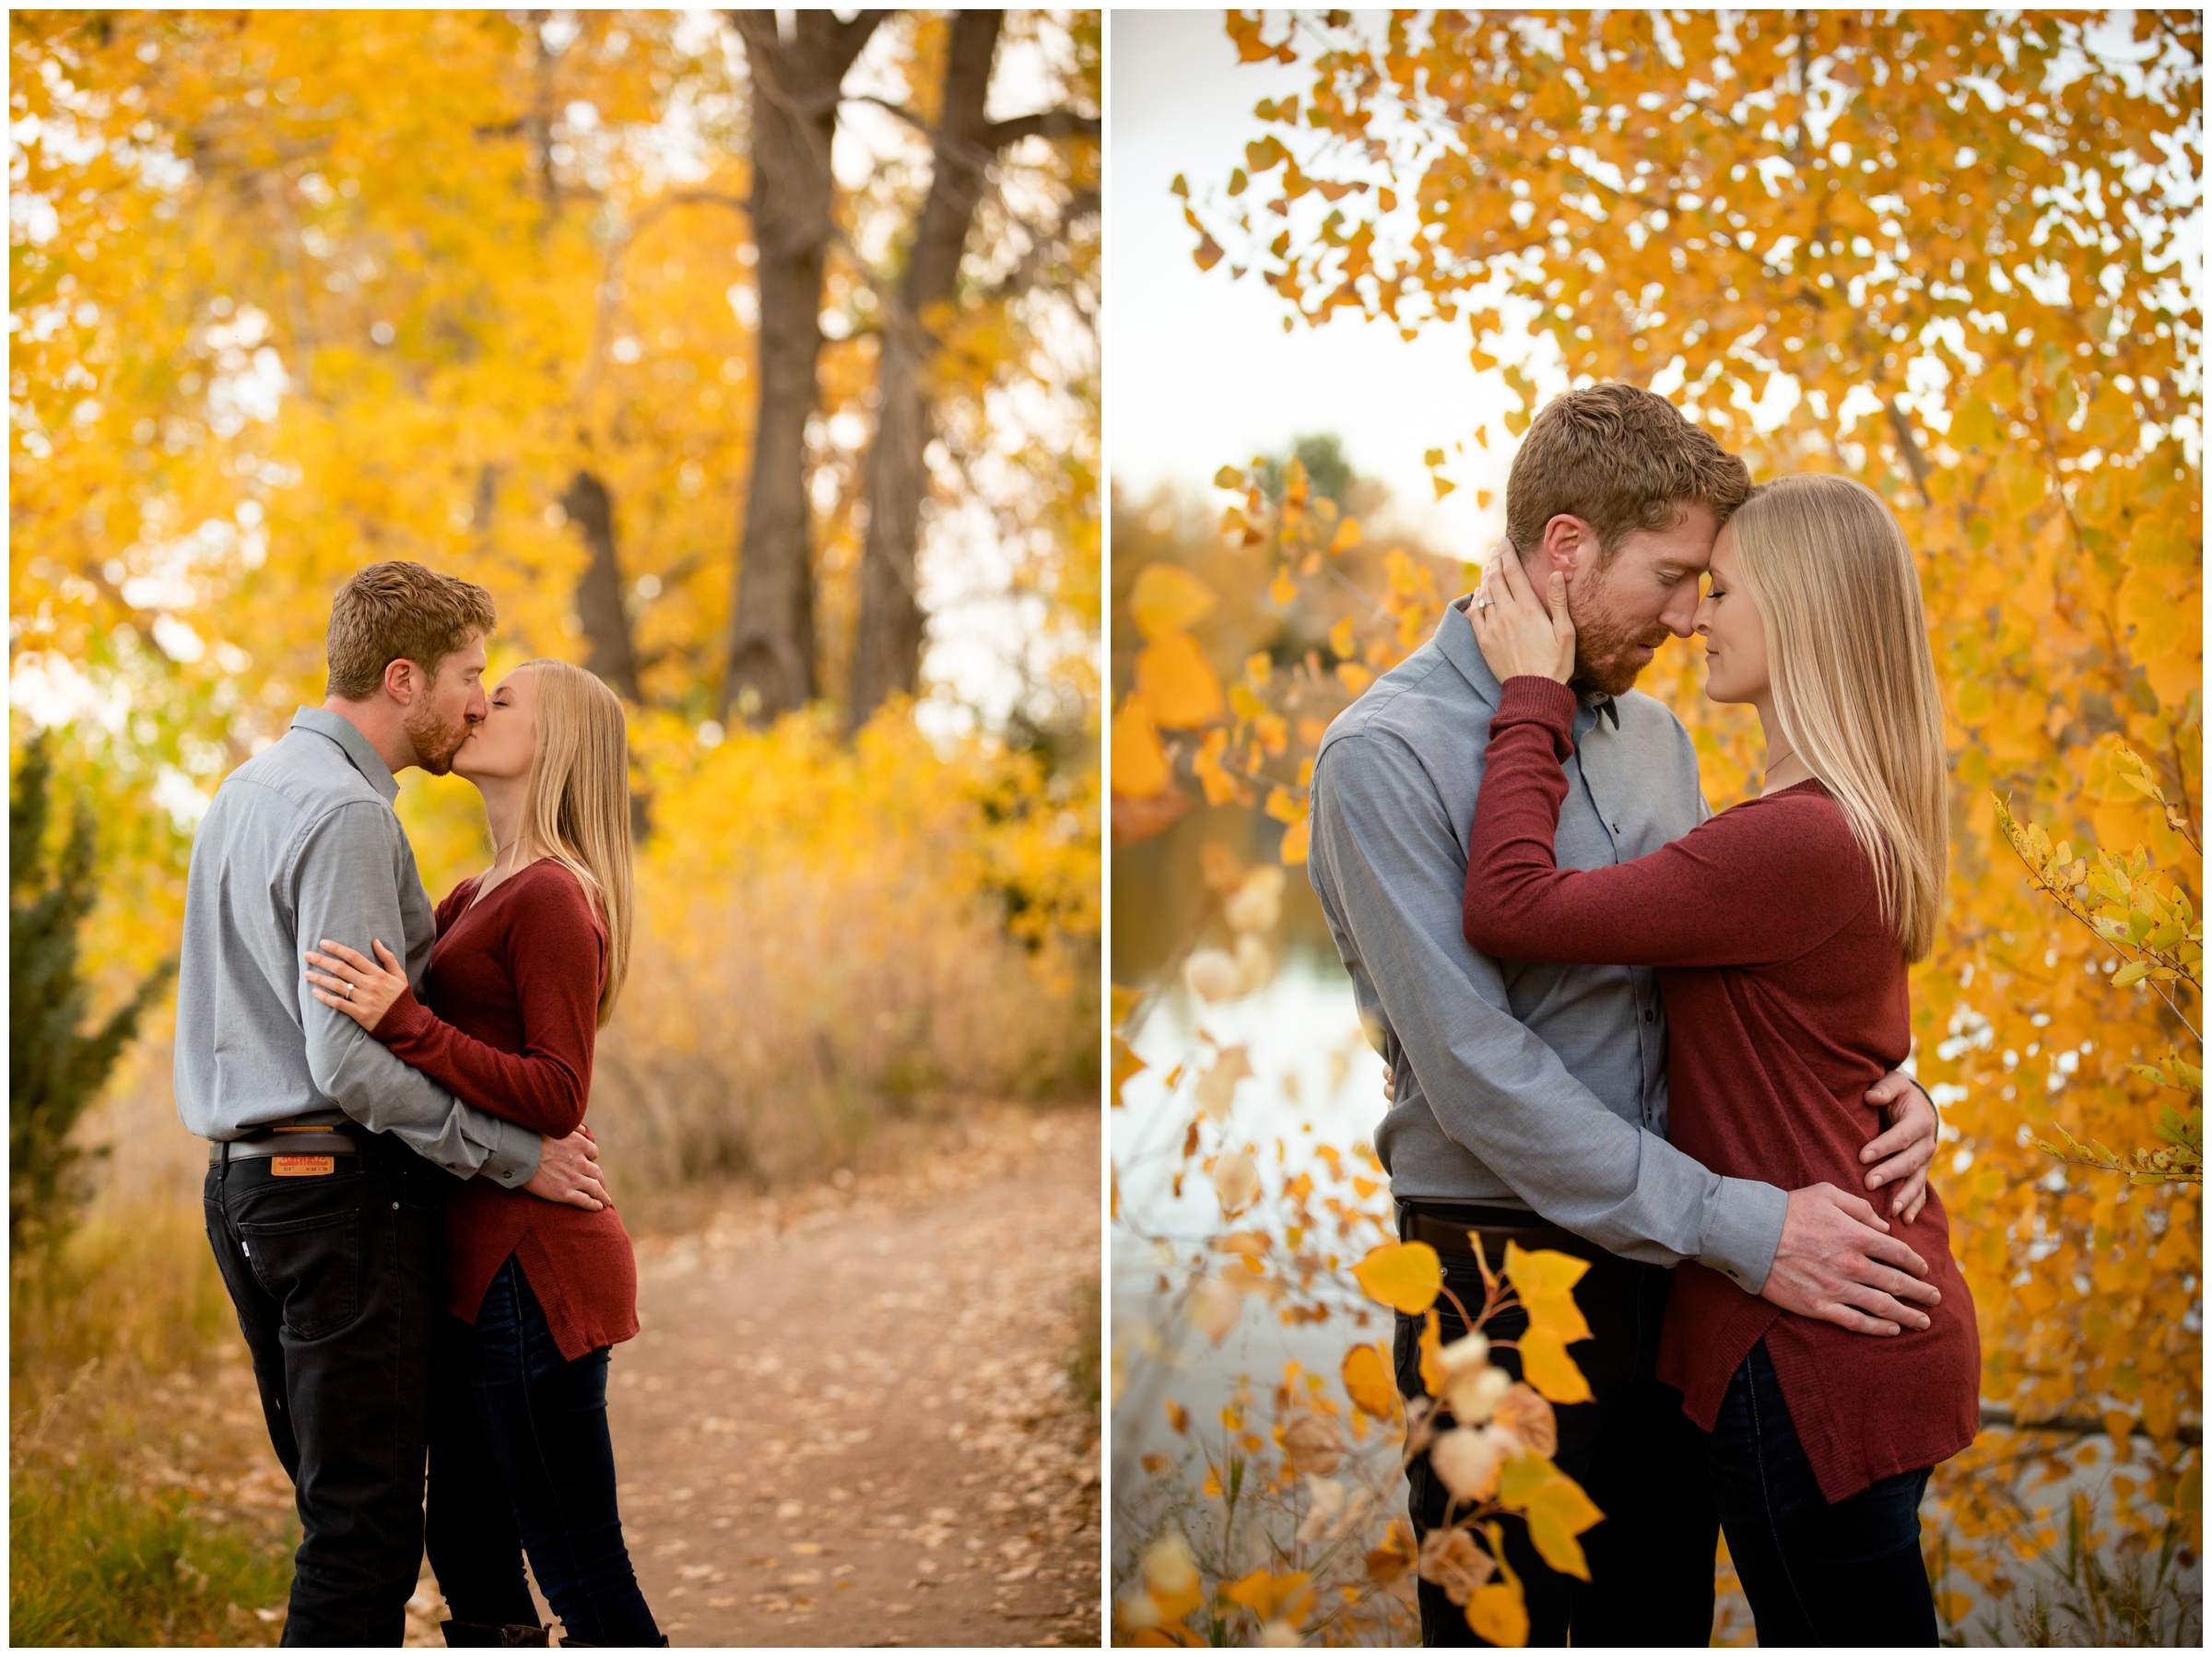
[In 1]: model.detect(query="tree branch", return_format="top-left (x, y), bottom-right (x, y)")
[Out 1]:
top-left (982, 108), bottom-right (1101, 149)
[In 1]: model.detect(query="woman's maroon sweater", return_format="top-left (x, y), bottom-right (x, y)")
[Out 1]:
top-left (371, 858), bottom-right (639, 1361)
top-left (1463, 676), bottom-right (1979, 1502)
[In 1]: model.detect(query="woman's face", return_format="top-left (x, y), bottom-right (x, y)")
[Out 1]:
top-left (453, 665), bottom-right (538, 782)
top-left (1694, 526), bottom-right (1770, 705)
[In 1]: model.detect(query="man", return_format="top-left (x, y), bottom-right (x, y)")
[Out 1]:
top-left (176, 561), bottom-right (609, 1647)
top-left (1306, 384), bottom-right (1945, 1646)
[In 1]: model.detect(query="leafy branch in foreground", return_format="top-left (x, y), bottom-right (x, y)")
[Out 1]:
top-left (1994, 770), bottom-right (2202, 1187)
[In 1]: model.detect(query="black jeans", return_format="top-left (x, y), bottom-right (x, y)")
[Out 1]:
top-left (1394, 1204), bottom-right (1717, 1647)
top-left (426, 1255), bottom-right (660, 1647)
top-left (1705, 1340), bottom-right (1938, 1646)
top-left (205, 1137), bottom-right (456, 1646)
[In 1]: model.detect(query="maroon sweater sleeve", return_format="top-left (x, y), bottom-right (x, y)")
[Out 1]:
top-left (372, 863), bottom-right (606, 1137)
top-left (1463, 676), bottom-right (1876, 968)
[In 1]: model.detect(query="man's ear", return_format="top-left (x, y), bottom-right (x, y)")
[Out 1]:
top-left (381, 656), bottom-right (421, 707)
top-left (1538, 514), bottom-right (1597, 576)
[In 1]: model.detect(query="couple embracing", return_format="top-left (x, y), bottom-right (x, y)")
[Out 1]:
top-left (175, 562), bottom-right (664, 1646)
top-left (1308, 384), bottom-right (1982, 1647)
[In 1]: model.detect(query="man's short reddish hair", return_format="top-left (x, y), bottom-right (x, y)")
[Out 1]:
top-left (1506, 383), bottom-right (1752, 560)
top-left (324, 561), bottom-right (495, 699)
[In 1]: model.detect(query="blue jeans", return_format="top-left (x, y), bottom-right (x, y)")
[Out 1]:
top-left (425, 1256), bottom-right (660, 1647)
top-left (1705, 1340), bottom-right (1938, 1647)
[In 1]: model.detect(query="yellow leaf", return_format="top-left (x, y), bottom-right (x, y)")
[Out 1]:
top-left (1949, 394), bottom-right (1999, 450)
top-left (1130, 563), bottom-right (1219, 640)
top-left (1466, 1580), bottom-right (1528, 1647)
top-left (1336, 663), bottom-right (1374, 696)
top-left (1341, 1342), bottom-right (1400, 1420)
top-left (1135, 635), bottom-right (1227, 728)
top-left (1143, 1532), bottom-right (1204, 1620)
top-left (1328, 516), bottom-right (1361, 554)
top-left (1418, 1308), bottom-right (1444, 1394)
top-left (1345, 1239), bottom-right (1451, 1318)
top-left (1111, 698), bottom-right (1172, 797)
top-left (1517, 1327), bottom-right (1594, 1404)
top-left (1222, 1569), bottom-right (1313, 1625)
top-left (1277, 814), bottom-right (1311, 866)
top-left (1269, 571), bottom-right (1298, 606)
top-left (1503, 1242), bottom-right (1593, 1344)
top-left (1351, 1240), bottom-right (1442, 1313)
top-left (1496, 1453), bottom-right (1603, 1580)
top-left (1111, 1035), bottom-right (1146, 1107)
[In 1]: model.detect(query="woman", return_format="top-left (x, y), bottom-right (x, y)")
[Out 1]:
top-left (304, 659), bottom-right (663, 1650)
top-left (1459, 474), bottom-right (1979, 1645)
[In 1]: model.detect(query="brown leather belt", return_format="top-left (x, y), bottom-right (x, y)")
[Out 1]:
top-left (1404, 1207), bottom-right (1610, 1267)
top-left (209, 1126), bottom-right (364, 1163)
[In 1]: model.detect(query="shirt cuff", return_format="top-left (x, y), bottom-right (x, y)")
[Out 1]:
top-left (1698, 1175), bottom-right (1789, 1296)
top-left (477, 1112), bottom-right (542, 1189)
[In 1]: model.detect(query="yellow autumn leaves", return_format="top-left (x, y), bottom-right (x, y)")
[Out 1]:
top-left (1112, 562), bottom-right (1225, 802)
top-left (1332, 1237), bottom-right (1607, 1642)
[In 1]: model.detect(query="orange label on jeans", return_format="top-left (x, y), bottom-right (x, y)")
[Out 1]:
top-left (271, 1155), bottom-right (335, 1177)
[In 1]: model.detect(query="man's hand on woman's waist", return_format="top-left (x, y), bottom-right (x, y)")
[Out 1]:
top-left (527, 1127), bottom-right (610, 1211)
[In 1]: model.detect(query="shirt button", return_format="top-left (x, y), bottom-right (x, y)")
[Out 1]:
top-left (1643, 1008), bottom-right (1656, 1024)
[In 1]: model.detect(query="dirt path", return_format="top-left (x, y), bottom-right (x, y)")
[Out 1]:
top-left (406, 1106), bottom-right (1101, 1648)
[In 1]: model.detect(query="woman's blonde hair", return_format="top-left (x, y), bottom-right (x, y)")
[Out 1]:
top-left (514, 659), bottom-right (633, 1025)
top-left (1727, 475), bottom-right (1948, 961)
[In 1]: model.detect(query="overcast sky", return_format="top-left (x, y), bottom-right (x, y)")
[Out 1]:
top-left (1108, 9), bottom-right (1513, 551)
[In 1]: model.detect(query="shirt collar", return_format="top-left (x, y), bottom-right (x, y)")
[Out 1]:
top-left (1435, 593), bottom-right (1619, 730)
top-left (290, 706), bottom-right (401, 804)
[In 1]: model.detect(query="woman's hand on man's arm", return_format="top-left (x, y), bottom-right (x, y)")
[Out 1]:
top-left (305, 938), bottom-right (409, 1030)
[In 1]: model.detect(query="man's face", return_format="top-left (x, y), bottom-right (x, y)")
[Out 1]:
top-left (1564, 502), bottom-right (1717, 698)
top-left (399, 632), bottom-right (488, 775)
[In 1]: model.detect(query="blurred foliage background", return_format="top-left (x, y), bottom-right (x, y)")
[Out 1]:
top-left (10, 8), bottom-right (1099, 1643)
top-left (1111, 10), bottom-right (2198, 1647)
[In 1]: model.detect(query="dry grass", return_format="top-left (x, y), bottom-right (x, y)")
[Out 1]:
top-left (10, 1207), bottom-right (298, 1647)
top-left (590, 867), bottom-right (1099, 1197)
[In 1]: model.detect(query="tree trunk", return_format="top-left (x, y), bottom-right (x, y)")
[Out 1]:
top-left (846, 11), bottom-right (1006, 733)
top-left (561, 468), bottom-right (641, 703)
top-left (721, 9), bottom-right (888, 726)
top-left (558, 468), bottom-right (653, 841)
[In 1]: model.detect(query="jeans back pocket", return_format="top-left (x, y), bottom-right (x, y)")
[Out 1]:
top-left (239, 1209), bottom-right (361, 1340)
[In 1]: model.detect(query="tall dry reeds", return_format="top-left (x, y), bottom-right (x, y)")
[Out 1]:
top-left (587, 709), bottom-right (1100, 1193)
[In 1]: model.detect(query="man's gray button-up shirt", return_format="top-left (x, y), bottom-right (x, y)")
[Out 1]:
top-left (172, 706), bottom-right (539, 1186)
top-left (1307, 597), bottom-right (1787, 1293)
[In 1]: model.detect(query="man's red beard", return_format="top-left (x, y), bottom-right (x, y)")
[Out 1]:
top-left (404, 701), bottom-right (473, 776)
top-left (1566, 561), bottom-right (1672, 699)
